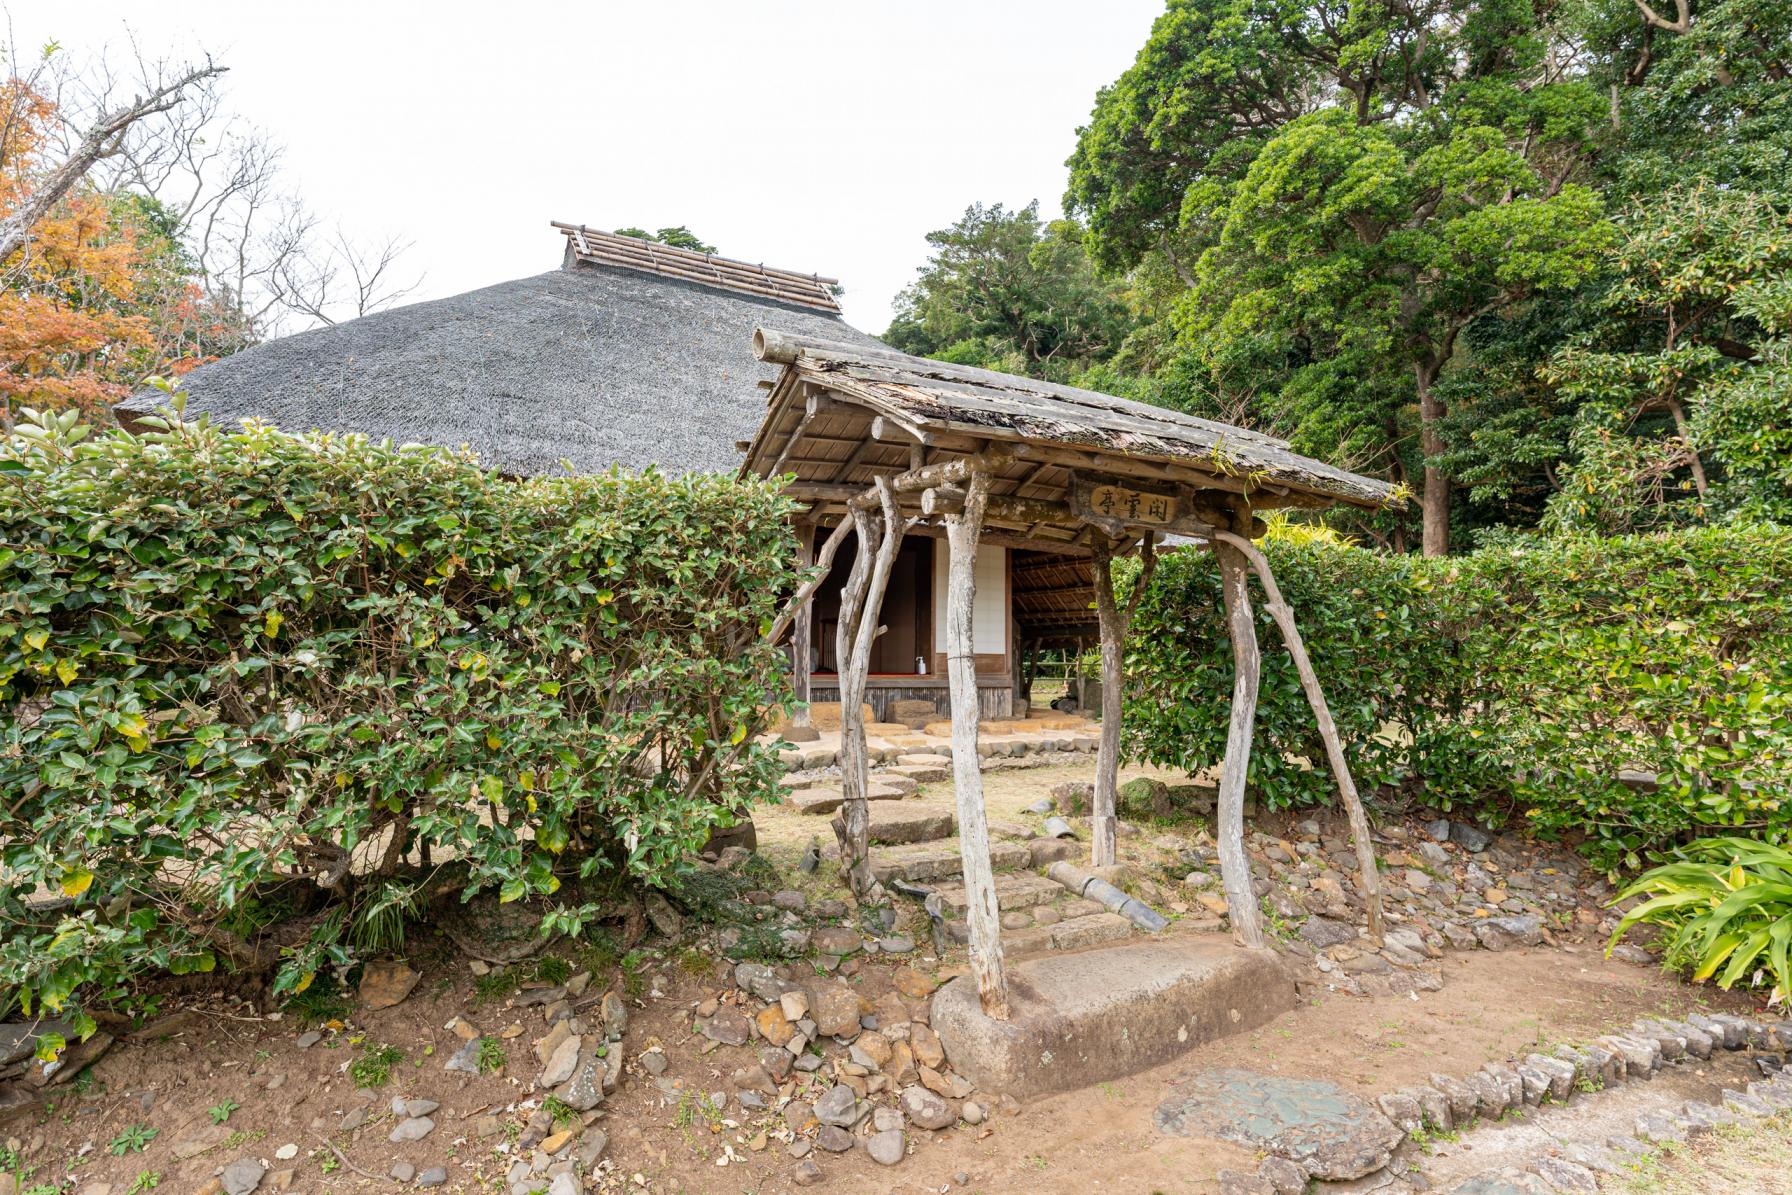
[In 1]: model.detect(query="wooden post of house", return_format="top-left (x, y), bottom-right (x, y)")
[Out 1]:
top-left (939, 468), bottom-right (1010, 1019)
top-left (790, 530), bottom-right (814, 733)
top-left (1213, 511), bottom-right (1268, 949)
top-left (1216, 530), bottom-right (1385, 941)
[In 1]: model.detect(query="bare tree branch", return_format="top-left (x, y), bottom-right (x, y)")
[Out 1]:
top-left (0, 57), bottom-right (225, 262)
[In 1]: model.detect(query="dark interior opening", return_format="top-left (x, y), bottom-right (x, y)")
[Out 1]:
top-left (811, 530), bottom-right (933, 676)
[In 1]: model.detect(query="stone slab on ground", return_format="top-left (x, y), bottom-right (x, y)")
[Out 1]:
top-left (872, 840), bottom-right (1032, 883)
top-left (930, 937), bottom-right (1296, 1101)
top-left (868, 802), bottom-right (957, 846)
top-left (787, 782), bottom-right (913, 816)
top-left (936, 873), bottom-right (1065, 914)
top-left (1154, 1067), bottom-right (1403, 1181)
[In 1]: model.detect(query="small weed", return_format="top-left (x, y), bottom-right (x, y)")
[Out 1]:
top-left (475, 1037), bottom-right (507, 1075)
top-left (128, 1170), bottom-right (161, 1193)
top-left (620, 950), bottom-right (650, 1000)
top-left (472, 968), bottom-right (520, 1009)
top-left (207, 1100), bottom-right (239, 1125)
top-left (677, 948), bottom-right (711, 977)
top-left (108, 1124), bottom-right (158, 1156)
top-left (221, 1129), bottom-right (267, 1150)
top-left (283, 970), bottom-right (352, 1025)
top-left (535, 955), bottom-right (572, 984)
top-left (72, 1067), bottom-right (97, 1094)
top-left (349, 1043), bottom-right (405, 1088)
top-left (1027, 1154), bottom-right (1049, 1170)
top-left (543, 1095), bottom-right (579, 1128)
top-left (1577, 1076), bottom-right (1605, 1095)
top-left (1097, 1081), bottom-right (1125, 1100)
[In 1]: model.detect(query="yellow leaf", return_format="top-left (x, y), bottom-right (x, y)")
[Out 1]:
top-left (60, 867), bottom-right (94, 898)
top-left (292, 971), bottom-right (315, 995)
top-left (55, 659), bottom-right (76, 685)
top-left (265, 610), bottom-right (283, 638)
top-left (22, 629), bottom-right (48, 652)
top-left (486, 731), bottom-right (502, 751)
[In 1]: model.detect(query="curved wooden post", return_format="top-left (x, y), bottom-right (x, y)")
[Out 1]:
top-left (834, 480), bottom-right (906, 906)
top-left (944, 468), bottom-right (1009, 1019)
top-left (1215, 529), bottom-right (1384, 942)
top-left (1213, 530), bottom-right (1268, 949)
top-left (1089, 533), bottom-right (1157, 869)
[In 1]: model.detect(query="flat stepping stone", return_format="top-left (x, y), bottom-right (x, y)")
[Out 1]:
top-left (787, 781), bottom-right (913, 816)
top-left (872, 840), bottom-right (1032, 883)
top-left (1154, 1067), bottom-right (1403, 1181)
top-left (936, 873), bottom-right (1064, 914)
top-left (885, 763), bottom-right (949, 783)
top-left (897, 753), bottom-right (951, 767)
top-left (869, 803), bottom-right (957, 846)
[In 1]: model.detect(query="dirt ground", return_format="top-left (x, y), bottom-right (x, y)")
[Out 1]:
top-left (1609, 1115), bottom-right (1792, 1194)
top-left (2, 758), bottom-right (1767, 1195)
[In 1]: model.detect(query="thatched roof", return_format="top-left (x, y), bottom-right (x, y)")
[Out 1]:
top-left (745, 330), bottom-right (1397, 550)
top-left (118, 241), bottom-right (881, 477)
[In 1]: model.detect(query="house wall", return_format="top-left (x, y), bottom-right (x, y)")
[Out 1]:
top-left (930, 540), bottom-right (1009, 676)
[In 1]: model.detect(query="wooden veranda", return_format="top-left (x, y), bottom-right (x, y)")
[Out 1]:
top-left (746, 329), bottom-right (1399, 1019)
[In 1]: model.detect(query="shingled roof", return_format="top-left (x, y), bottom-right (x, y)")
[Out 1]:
top-left (117, 231), bottom-right (880, 477)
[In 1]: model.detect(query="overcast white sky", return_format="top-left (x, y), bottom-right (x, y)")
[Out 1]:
top-left (9, 0), bottom-right (1162, 333)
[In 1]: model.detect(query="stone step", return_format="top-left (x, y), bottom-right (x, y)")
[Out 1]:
top-left (871, 840), bottom-right (1033, 883)
top-left (868, 802), bottom-right (957, 846)
top-left (884, 763), bottom-right (949, 783)
top-left (936, 872), bottom-right (1066, 914)
top-left (1002, 912), bottom-right (1136, 957)
top-left (785, 779), bottom-right (914, 816)
top-left (896, 753), bottom-right (951, 768)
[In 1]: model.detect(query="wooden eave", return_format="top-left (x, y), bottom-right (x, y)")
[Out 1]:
top-left (740, 329), bottom-right (1399, 552)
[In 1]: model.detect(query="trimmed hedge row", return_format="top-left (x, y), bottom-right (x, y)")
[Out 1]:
top-left (1124, 527), bottom-right (1792, 871)
top-left (0, 406), bottom-right (801, 1030)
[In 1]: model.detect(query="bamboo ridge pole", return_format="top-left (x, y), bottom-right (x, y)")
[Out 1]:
top-left (1214, 528), bottom-right (1269, 949)
top-left (944, 469), bottom-right (1009, 1019)
top-left (1214, 529), bottom-right (1385, 941)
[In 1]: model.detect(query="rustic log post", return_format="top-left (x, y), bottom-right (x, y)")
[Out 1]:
top-left (944, 467), bottom-right (1010, 1018)
top-left (1213, 521), bottom-right (1268, 949)
top-left (833, 479), bottom-right (907, 906)
top-left (1088, 533), bottom-right (1158, 869)
top-left (1215, 530), bottom-right (1385, 942)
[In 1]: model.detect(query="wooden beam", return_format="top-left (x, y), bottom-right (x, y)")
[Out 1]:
top-left (944, 468), bottom-right (1009, 1019)
top-left (1088, 533), bottom-right (1156, 868)
top-left (832, 489), bottom-right (901, 906)
top-left (1214, 520), bottom-right (1268, 949)
top-left (1215, 530), bottom-right (1384, 942)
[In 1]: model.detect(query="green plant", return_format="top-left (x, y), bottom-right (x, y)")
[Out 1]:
top-left (1611, 837), bottom-right (1792, 1000)
top-left (107, 1124), bottom-right (157, 1155)
top-left (207, 1100), bottom-right (239, 1125)
top-left (535, 955), bottom-right (571, 985)
top-left (128, 1170), bottom-right (161, 1192)
top-left (1124, 528), bottom-right (1792, 871)
top-left (542, 1095), bottom-right (578, 1128)
top-left (0, 402), bottom-right (800, 1025)
top-left (474, 1037), bottom-right (506, 1076)
top-left (349, 1043), bottom-right (405, 1089)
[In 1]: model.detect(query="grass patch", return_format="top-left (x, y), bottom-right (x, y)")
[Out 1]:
top-left (1612, 1115), bottom-right (1792, 1193)
top-left (349, 1043), bottom-right (405, 1089)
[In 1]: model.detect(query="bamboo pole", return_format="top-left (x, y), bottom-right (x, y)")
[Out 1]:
top-left (1213, 528), bottom-right (1268, 949)
top-left (944, 468), bottom-right (1009, 1018)
top-left (1214, 529), bottom-right (1385, 942)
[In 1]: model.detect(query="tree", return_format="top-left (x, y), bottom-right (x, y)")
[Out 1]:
top-left (1068, 0), bottom-right (1628, 552)
top-left (1543, 184), bottom-right (1792, 533)
top-left (614, 225), bottom-right (717, 254)
top-left (883, 202), bottom-right (1132, 381)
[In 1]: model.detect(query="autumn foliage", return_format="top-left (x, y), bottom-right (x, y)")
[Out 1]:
top-left (0, 80), bottom-right (223, 427)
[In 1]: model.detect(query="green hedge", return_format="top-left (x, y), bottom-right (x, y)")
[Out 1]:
top-left (0, 406), bottom-right (801, 1031)
top-left (1124, 526), bottom-right (1792, 871)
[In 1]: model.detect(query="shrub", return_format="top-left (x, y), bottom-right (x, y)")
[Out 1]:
top-left (0, 404), bottom-right (800, 1034)
top-left (1124, 526), bottom-right (1792, 871)
top-left (1610, 837), bottom-right (1792, 1001)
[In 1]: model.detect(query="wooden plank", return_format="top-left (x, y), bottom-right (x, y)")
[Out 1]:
top-left (945, 468), bottom-right (1009, 1019)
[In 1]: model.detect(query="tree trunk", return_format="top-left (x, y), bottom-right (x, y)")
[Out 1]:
top-left (1664, 397), bottom-right (1709, 498)
top-left (1214, 531), bottom-right (1268, 949)
top-left (945, 469), bottom-right (1010, 1019)
top-left (834, 497), bottom-right (901, 908)
top-left (1417, 362), bottom-right (1450, 557)
top-left (1216, 531), bottom-right (1384, 941)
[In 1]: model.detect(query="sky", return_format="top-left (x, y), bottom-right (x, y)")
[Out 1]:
top-left (8, 0), bottom-right (1164, 333)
